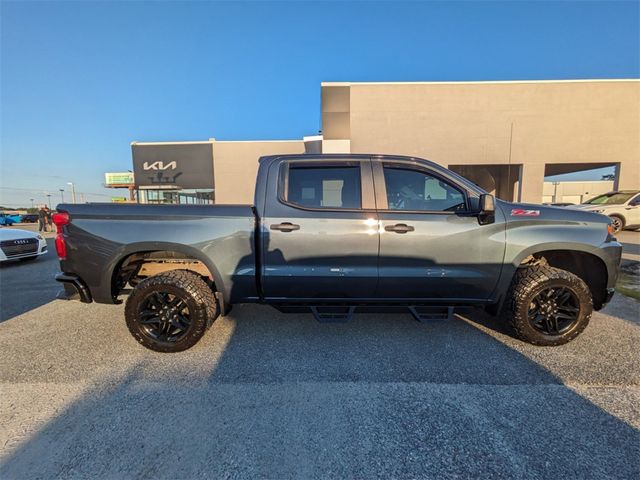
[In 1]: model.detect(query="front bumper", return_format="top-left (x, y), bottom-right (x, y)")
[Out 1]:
top-left (55, 273), bottom-right (93, 303)
top-left (600, 241), bottom-right (623, 289)
top-left (604, 288), bottom-right (615, 305)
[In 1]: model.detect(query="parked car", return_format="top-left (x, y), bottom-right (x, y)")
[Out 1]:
top-left (569, 190), bottom-right (640, 233)
top-left (0, 228), bottom-right (48, 262)
top-left (54, 154), bottom-right (622, 352)
top-left (20, 213), bottom-right (40, 223)
top-left (0, 214), bottom-right (22, 226)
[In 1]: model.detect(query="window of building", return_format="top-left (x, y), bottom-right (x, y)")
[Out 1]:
top-left (383, 166), bottom-right (465, 211)
top-left (286, 165), bottom-right (361, 209)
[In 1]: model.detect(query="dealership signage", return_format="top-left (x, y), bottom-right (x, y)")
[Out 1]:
top-left (105, 172), bottom-right (134, 186)
top-left (131, 143), bottom-right (214, 189)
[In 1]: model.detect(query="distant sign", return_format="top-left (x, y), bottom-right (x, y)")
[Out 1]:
top-left (105, 172), bottom-right (134, 186)
top-left (131, 143), bottom-right (214, 189)
top-left (111, 197), bottom-right (127, 203)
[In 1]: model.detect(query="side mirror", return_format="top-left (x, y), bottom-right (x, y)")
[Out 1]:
top-left (478, 194), bottom-right (495, 225)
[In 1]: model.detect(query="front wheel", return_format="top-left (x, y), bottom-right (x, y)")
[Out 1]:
top-left (609, 215), bottom-right (624, 233)
top-left (505, 265), bottom-right (593, 346)
top-left (125, 270), bottom-right (219, 352)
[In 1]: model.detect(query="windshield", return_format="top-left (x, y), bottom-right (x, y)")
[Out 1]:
top-left (584, 192), bottom-right (637, 205)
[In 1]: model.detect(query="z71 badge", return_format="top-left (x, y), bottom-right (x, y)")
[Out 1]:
top-left (511, 209), bottom-right (540, 216)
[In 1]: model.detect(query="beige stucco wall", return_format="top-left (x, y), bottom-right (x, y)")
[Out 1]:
top-left (212, 140), bottom-right (305, 204)
top-left (323, 80), bottom-right (640, 203)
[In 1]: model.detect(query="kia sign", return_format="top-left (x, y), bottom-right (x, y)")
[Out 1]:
top-left (131, 143), bottom-right (214, 189)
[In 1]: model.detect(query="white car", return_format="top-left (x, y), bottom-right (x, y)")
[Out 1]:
top-left (569, 190), bottom-right (640, 233)
top-left (0, 228), bottom-right (48, 262)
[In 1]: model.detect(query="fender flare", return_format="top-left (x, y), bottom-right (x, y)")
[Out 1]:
top-left (105, 241), bottom-right (227, 308)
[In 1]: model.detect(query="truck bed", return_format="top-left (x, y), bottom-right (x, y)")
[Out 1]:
top-left (57, 203), bottom-right (257, 305)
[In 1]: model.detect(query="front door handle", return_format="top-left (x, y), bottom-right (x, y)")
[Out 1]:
top-left (270, 222), bottom-right (300, 232)
top-left (384, 223), bottom-right (415, 234)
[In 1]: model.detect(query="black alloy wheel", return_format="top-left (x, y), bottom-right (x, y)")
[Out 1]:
top-left (527, 286), bottom-right (580, 335)
top-left (138, 290), bottom-right (192, 343)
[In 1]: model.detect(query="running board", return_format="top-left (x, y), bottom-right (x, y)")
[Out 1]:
top-left (310, 306), bottom-right (356, 323)
top-left (276, 304), bottom-right (461, 324)
top-left (408, 306), bottom-right (454, 323)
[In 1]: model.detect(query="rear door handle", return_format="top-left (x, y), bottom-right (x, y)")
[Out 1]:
top-left (270, 222), bottom-right (300, 232)
top-left (384, 223), bottom-right (415, 234)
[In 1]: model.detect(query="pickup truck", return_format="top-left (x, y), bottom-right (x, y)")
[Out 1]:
top-left (54, 154), bottom-right (622, 352)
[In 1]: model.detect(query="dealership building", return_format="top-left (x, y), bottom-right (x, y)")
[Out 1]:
top-left (124, 79), bottom-right (639, 204)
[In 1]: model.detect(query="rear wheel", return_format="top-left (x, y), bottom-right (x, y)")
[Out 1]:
top-left (125, 270), bottom-right (218, 352)
top-left (505, 264), bottom-right (593, 346)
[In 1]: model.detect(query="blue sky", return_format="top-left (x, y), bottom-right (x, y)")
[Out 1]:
top-left (1, 1), bottom-right (638, 207)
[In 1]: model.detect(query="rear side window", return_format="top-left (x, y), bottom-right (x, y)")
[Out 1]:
top-left (286, 165), bottom-right (361, 209)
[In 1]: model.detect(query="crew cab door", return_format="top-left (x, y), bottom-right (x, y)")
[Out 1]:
top-left (372, 158), bottom-right (506, 301)
top-left (261, 157), bottom-right (379, 299)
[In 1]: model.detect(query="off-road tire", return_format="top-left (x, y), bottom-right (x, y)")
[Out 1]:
top-left (504, 264), bottom-right (593, 346)
top-left (125, 270), bottom-right (218, 353)
top-left (609, 215), bottom-right (624, 233)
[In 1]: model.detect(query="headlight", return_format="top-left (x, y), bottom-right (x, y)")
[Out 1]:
top-left (37, 234), bottom-right (44, 240)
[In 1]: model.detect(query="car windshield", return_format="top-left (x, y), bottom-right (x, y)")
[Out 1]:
top-left (584, 192), bottom-right (637, 205)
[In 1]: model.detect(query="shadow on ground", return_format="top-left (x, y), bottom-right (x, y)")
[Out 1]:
top-left (1, 304), bottom-right (638, 478)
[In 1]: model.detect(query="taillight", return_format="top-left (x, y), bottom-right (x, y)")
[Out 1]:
top-left (52, 212), bottom-right (70, 232)
top-left (55, 234), bottom-right (67, 259)
top-left (52, 212), bottom-right (70, 259)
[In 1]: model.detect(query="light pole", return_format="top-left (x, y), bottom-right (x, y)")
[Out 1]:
top-left (59, 189), bottom-right (65, 203)
top-left (46, 194), bottom-right (52, 209)
top-left (67, 182), bottom-right (76, 203)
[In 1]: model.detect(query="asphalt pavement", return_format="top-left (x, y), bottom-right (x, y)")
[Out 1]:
top-left (0, 225), bottom-right (638, 479)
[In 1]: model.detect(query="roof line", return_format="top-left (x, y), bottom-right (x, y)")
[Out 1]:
top-left (321, 79), bottom-right (640, 86)
top-left (131, 141), bottom-right (214, 146)
top-left (213, 139), bottom-right (303, 144)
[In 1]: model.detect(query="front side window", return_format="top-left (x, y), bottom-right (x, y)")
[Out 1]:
top-left (383, 166), bottom-right (465, 211)
top-left (286, 165), bottom-right (361, 209)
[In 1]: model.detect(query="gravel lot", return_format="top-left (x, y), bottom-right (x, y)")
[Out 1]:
top-left (0, 226), bottom-right (638, 479)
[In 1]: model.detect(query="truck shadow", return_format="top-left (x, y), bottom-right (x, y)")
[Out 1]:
top-left (2, 304), bottom-right (638, 478)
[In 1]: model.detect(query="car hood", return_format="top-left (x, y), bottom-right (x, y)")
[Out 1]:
top-left (0, 228), bottom-right (40, 241)
top-left (567, 204), bottom-right (615, 211)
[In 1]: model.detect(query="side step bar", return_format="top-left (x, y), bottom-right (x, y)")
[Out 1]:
top-left (408, 306), bottom-right (454, 322)
top-left (310, 306), bottom-right (356, 323)
top-left (304, 305), bottom-right (456, 323)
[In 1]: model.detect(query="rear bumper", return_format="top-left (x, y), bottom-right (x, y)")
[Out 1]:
top-left (55, 273), bottom-right (93, 303)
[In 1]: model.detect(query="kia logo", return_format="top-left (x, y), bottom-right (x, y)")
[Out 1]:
top-left (143, 161), bottom-right (177, 171)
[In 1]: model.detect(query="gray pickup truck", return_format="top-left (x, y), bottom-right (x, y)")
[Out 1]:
top-left (54, 154), bottom-right (622, 352)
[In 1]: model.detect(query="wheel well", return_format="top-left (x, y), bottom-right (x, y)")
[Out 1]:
top-left (111, 250), bottom-right (215, 300)
top-left (527, 250), bottom-right (608, 309)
